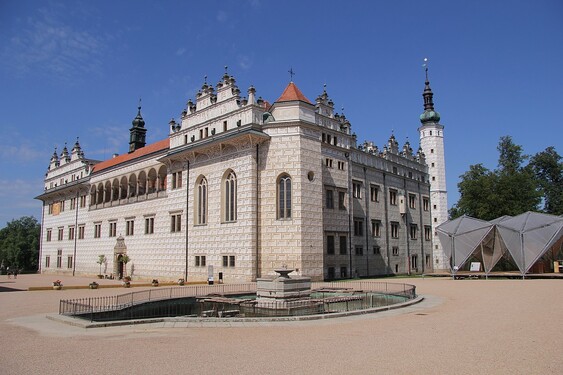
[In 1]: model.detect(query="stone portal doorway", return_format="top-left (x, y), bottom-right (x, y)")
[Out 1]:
top-left (113, 236), bottom-right (127, 279)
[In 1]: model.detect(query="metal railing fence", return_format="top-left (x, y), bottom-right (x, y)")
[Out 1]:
top-left (59, 281), bottom-right (415, 322)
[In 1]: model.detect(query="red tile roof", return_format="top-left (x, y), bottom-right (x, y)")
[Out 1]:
top-left (275, 82), bottom-right (312, 104)
top-left (92, 138), bottom-right (170, 173)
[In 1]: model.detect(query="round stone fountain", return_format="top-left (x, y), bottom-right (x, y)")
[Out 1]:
top-left (256, 267), bottom-right (312, 308)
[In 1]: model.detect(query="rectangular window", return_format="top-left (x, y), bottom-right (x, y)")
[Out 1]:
top-left (46, 229), bottom-right (52, 242)
top-left (70, 197), bottom-right (76, 210)
top-left (223, 120), bottom-right (227, 132)
top-left (126, 219), bottom-right (134, 236)
top-left (355, 246), bottom-right (363, 256)
top-left (109, 222), bottom-right (117, 237)
top-left (172, 171), bottom-right (183, 189)
top-left (353, 182), bottom-right (362, 199)
top-left (370, 185), bottom-right (379, 202)
top-left (354, 219), bottom-right (364, 236)
top-left (339, 235), bottom-right (347, 255)
top-left (410, 224), bottom-right (418, 240)
top-left (68, 226), bottom-right (75, 240)
top-left (409, 194), bottom-right (416, 209)
top-left (78, 225), bottom-right (85, 240)
top-left (423, 197), bottom-right (430, 211)
top-left (389, 190), bottom-right (397, 205)
top-left (338, 191), bottom-right (346, 210)
top-left (80, 195), bottom-right (87, 208)
top-left (340, 266), bottom-right (347, 278)
top-left (371, 220), bottom-right (381, 237)
top-left (411, 254), bottom-right (418, 270)
top-left (391, 222), bottom-right (399, 238)
top-left (145, 217), bottom-right (155, 234)
top-left (392, 246), bottom-right (399, 256)
top-left (424, 226), bottom-right (432, 241)
top-left (373, 246), bottom-right (381, 255)
top-left (327, 267), bottom-right (335, 280)
top-left (56, 249), bottom-right (62, 268)
top-left (325, 158), bottom-right (333, 168)
top-left (45, 256), bottom-right (50, 268)
top-left (171, 214), bottom-right (182, 233)
top-left (94, 223), bottom-right (101, 238)
top-left (327, 235), bottom-right (335, 255)
top-left (325, 189), bottom-right (334, 209)
top-left (222, 256), bottom-right (236, 267)
top-left (337, 161), bottom-right (345, 170)
top-left (67, 256), bottom-right (73, 269)
top-left (58, 227), bottom-right (64, 241)
top-left (195, 255), bottom-right (206, 267)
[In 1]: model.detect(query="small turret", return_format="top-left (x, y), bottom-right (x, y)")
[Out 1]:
top-left (129, 103), bottom-right (147, 153)
top-left (48, 147), bottom-right (59, 170)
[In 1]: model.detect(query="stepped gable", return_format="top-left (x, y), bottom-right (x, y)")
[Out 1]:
top-left (275, 82), bottom-right (312, 104)
top-left (92, 138), bottom-right (169, 173)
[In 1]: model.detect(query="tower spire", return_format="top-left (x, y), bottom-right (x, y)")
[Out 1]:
top-left (129, 101), bottom-right (147, 153)
top-left (420, 58), bottom-right (440, 124)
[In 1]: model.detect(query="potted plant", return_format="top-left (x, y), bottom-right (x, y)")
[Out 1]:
top-left (177, 278), bottom-right (185, 286)
top-left (53, 280), bottom-right (63, 290)
top-left (96, 255), bottom-right (106, 278)
top-left (89, 281), bottom-right (99, 289)
top-left (121, 275), bottom-right (131, 287)
top-left (151, 279), bottom-right (159, 287)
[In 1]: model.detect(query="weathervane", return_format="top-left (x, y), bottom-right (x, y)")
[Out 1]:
top-left (288, 67), bottom-right (295, 82)
top-left (422, 57), bottom-right (429, 81)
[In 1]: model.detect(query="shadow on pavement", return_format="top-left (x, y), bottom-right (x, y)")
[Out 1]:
top-left (0, 281), bottom-right (25, 292)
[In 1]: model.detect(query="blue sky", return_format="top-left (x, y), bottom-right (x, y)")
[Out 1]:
top-left (1, 0), bottom-right (562, 227)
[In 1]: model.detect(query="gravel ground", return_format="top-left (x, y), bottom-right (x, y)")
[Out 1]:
top-left (1, 274), bottom-right (561, 375)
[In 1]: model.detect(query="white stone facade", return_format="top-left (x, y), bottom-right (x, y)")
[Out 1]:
top-left (37, 73), bottom-right (437, 282)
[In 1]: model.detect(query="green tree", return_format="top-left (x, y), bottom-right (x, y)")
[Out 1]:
top-left (0, 216), bottom-right (40, 272)
top-left (450, 136), bottom-right (541, 220)
top-left (530, 146), bottom-right (563, 215)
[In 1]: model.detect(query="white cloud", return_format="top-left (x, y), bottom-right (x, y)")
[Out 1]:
top-left (0, 3), bottom-right (107, 81)
top-left (238, 54), bottom-right (253, 70)
top-left (0, 178), bottom-right (43, 225)
top-left (87, 125), bottom-right (130, 157)
top-left (176, 47), bottom-right (186, 56)
top-left (0, 143), bottom-right (45, 164)
top-left (217, 10), bottom-right (228, 23)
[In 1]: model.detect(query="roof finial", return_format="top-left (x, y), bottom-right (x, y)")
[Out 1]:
top-left (224, 65), bottom-right (228, 74)
top-left (138, 97), bottom-right (142, 111)
top-left (422, 57), bottom-right (429, 83)
top-left (204, 75), bottom-right (207, 84)
top-left (288, 67), bottom-right (295, 82)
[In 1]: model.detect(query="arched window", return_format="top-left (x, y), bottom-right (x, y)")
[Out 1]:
top-left (223, 170), bottom-right (237, 222)
top-left (278, 174), bottom-right (291, 219)
top-left (196, 176), bottom-right (208, 225)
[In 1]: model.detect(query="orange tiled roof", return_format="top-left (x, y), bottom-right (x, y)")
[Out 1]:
top-left (275, 82), bottom-right (312, 104)
top-left (91, 138), bottom-right (170, 173)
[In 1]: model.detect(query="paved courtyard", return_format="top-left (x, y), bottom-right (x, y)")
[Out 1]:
top-left (1, 274), bottom-right (561, 374)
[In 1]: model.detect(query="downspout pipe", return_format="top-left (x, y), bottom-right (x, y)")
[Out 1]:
top-left (185, 161), bottom-right (190, 281)
top-left (72, 190), bottom-right (79, 276)
top-left (255, 144), bottom-right (260, 280)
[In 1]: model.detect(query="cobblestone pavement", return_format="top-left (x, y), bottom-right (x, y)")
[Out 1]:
top-left (1, 274), bottom-right (562, 374)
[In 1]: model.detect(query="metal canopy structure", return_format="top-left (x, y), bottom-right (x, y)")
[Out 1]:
top-left (437, 212), bottom-right (563, 277)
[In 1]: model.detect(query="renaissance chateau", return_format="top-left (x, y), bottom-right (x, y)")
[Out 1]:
top-left (36, 68), bottom-right (448, 282)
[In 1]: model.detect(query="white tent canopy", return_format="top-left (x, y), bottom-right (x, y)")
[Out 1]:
top-left (437, 212), bottom-right (563, 276)
top-left (496, 212), bottom-right (563, 274)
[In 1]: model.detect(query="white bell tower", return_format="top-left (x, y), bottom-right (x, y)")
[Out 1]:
top-left (418, 60), bottom-right (449, 271)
